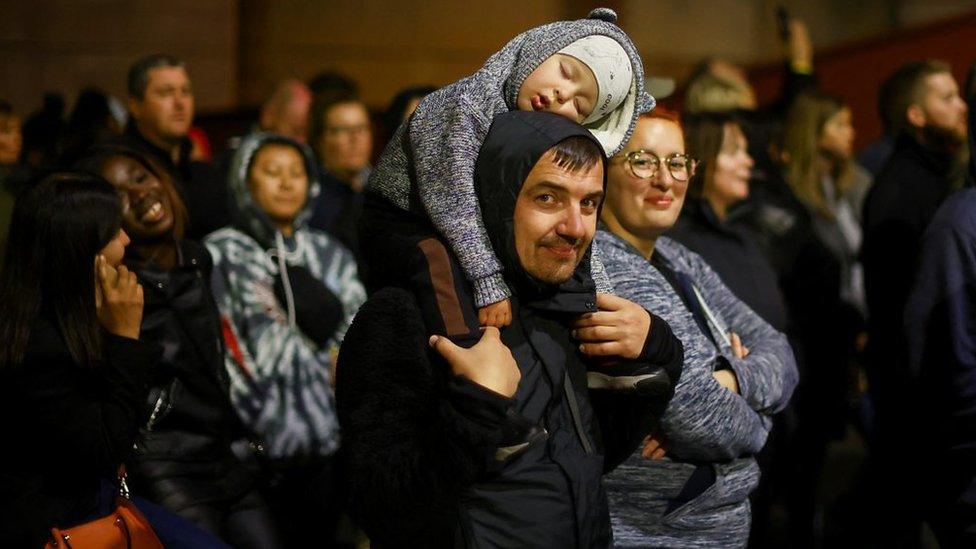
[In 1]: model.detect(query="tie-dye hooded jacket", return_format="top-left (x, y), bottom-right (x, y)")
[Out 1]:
top-left (205, 132), bottom-right (366, 459)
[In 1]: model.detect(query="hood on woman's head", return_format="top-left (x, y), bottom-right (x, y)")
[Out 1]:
top-left (499, 7), bottom-right (654, 156)
top-left (228, 132), bottom-right (321, 247)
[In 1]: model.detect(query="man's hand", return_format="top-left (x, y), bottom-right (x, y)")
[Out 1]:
top-left (479, 298), bottom-right (513, 328)
top-left (572, 294), bottom-right (651, 359)
top-left (429, 327), bottom-right (520, 397)
top-left (641, 432), bottom-right (667, 460)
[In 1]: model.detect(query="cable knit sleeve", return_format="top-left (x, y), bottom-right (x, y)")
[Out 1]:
top-left (409, 92), bottom-right (511, 308)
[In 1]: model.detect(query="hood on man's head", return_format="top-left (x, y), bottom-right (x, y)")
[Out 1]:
top-left (227, 131), bottom-right (321, 248)
top-left (481, 7), bottom-right (653, 156)
top-left (475, 111), bottom-right (606, 308)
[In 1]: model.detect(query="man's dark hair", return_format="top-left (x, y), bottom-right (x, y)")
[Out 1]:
top-left (881, 59), bottom-right (951, 136)
top-left (549, 136), bottom-right (603, 174)
top-left (0, 100), bottom-right (12, 117)
top-left (127, 54), bottom-right (186, 100)
top-left (308, 71), bottom-right (359, 103)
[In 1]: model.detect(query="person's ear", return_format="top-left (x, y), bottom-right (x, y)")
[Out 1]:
top-left (906, 104), bottom-right (927, 130)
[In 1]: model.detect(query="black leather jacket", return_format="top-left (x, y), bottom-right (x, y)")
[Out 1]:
top-left (126, 240), bottom-right (256, 509)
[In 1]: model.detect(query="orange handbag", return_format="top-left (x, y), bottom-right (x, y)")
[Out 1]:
top-left (44, 467), bottom-right (164, 549)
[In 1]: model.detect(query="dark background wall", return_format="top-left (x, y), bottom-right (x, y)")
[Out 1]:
top-left (2, 0), bottom-right (975, 149)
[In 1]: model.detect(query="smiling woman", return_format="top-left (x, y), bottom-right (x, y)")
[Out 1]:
top-left (78, 146), bottom-right (187, 248)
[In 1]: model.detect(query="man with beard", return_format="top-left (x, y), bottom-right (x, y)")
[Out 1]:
top-left (905, 61), bottom-right (976, 547)
top-left (861, 59), bottom-right (968, 545)
top-left (336, 111), bottom-right (682, 547)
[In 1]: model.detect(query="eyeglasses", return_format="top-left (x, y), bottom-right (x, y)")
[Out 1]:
top-left (620, 150), bottom-right (699, 182)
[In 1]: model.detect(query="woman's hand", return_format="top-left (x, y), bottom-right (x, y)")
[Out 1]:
top-left (641, 432), bottom-right (667, 460)
top-left (430, 327), bottom-right (520, 397)
top-left (479, 298), bottom-right (513, 328)
top-left (96, 255), bottom-right (144, 340)
top-left (730, 332), bottom-right (750, 359)
top-left (713, 369), bottom-right (740, 394)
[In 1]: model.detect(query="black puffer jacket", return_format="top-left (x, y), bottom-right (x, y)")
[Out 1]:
top-left (126, 240), bottom-right (256, 510)
top-left (337, 112), bottom-right (682, 548)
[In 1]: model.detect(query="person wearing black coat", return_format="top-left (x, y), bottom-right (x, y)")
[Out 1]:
top-left (337, 111), bottom-right (682, 547)
top-left (0, 173), bottom-right (158, 547)
top-left (902, 61), bottom-right (976, 548)
top-left (81, 145), bottom-right (284, 548)
top-left (0, 316), bottom-right (158, 546)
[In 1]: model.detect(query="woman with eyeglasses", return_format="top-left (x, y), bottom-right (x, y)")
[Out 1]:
top-left (596, 109), bottom-right (797, 547)
top-left (668, 112), bottom-right (788, 333)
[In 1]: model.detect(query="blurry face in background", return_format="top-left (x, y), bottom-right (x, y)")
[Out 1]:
top-left (705, 123), bottom-right (753, 212)
top-left (708, 59), bottom-right (758, 110)
top-left (318, 101), bottom-right (372, 182)
top-left (130, 66), bottom-right (194, 146)
top-left (401, 97), bottom-right (424, 123)
top-left (0, 113), bottom-right (22, 165)
top-left (263, 84), bottom-right (312, 143)
top-left (248, 143), bottom-right (309, 231)
top-left (605, 117), bottom-right (688, 241)
top-left (99, 155), bottom-right (175, 242)
top-left (517, 54), bottom-right (599, 124)
top-left (915, 72), bottom-right (968, 142)
top-left (819, 107), bottom-right (855, 160)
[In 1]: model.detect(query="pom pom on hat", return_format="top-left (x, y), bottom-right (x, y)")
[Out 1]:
top-left (587, 7), bottom-right (618, 23)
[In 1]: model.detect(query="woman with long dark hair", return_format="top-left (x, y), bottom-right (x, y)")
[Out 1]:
top-left (0, 172), bottom-right (151, 546)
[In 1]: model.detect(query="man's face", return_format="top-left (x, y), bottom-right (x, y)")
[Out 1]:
top-left (513, 151), bottom-right (604, 284)
top-left (129, 66), bottom-right (194, 145)
top-left (318, 101), bottom-right (372, 179)
top-left (914, 72), bottom-right (967, 142)
top-left (263, 85), bottom-right (312, 143)
top-left (517, 54), bottom-right (599, 124)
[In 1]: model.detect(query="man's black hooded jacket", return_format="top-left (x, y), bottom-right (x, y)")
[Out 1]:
top-left (337, 111), bottom-right (682, 548)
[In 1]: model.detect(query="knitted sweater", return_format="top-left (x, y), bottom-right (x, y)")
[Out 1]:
top-left (595, 230), bottom-right (797, 548)
top-left (205, 132), bottom-right (366, 460)
top-left (366, 8), bottom-right (654, 308)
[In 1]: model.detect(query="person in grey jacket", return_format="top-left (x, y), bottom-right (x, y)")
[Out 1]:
top-left (362, 7), bottom-right (654, 329)
top-left (595, 109), bottom-right (798, 547)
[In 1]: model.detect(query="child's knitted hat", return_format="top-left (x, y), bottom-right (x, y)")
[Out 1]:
top-left (559, 35), bottom-right (633, 125)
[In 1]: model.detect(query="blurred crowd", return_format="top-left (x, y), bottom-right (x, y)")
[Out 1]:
top-left (0, 8), bottom-right (973, 549)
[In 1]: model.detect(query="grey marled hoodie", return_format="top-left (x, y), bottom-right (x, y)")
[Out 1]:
top-left (596, 230), bottom-right (798, 548)
top-left (366, 8), bottom-right (654, 307)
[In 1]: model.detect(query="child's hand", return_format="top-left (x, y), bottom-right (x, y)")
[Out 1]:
top-left (479, 299), bottom-right (512, 328)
